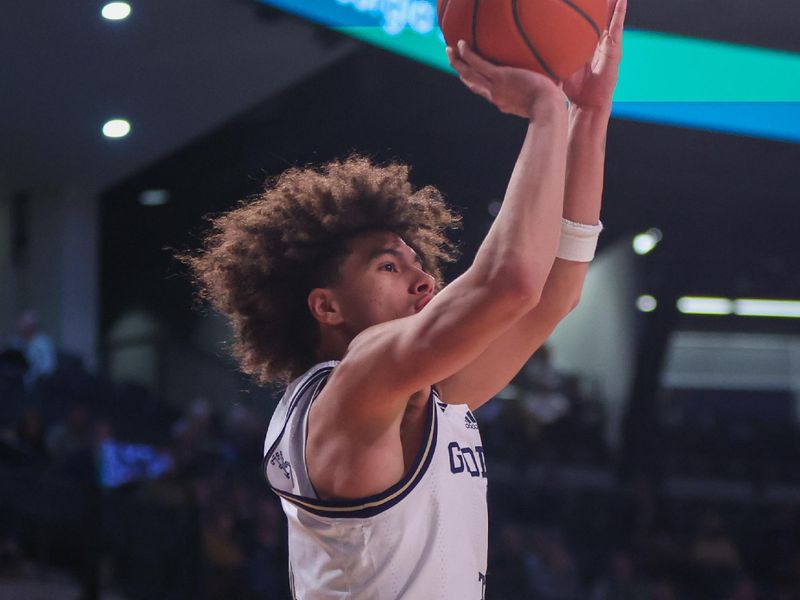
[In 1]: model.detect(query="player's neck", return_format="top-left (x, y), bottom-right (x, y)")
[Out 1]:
top-left (314, 327), bottom-right (351, 364)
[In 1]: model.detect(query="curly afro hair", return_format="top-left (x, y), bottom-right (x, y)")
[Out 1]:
top-left (179, 154), bottom-right (461, 385)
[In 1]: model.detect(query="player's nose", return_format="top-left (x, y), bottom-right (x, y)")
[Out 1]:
top-left (411, 269), bottom-right (435, 295)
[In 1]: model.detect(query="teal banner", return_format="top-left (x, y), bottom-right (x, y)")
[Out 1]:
top-left (262, 0), bottom-right (800, 143)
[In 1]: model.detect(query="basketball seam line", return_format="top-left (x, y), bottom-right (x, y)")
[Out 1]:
top-left (472, 0), bottom-right (481, 54)
top-left (559, 0), bottom-right (602, 38)
top-left (438, 0), bottom-right (450, 27)
top-left (512, 0), bottom-right (558, 80)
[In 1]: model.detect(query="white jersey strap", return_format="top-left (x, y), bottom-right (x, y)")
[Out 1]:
top-left (264, 375), bottom-right (439, 519)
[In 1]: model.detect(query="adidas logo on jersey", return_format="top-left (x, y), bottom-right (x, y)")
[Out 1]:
top-left (437, 401), bottom-right (448, 413)
top-left (464, 411), bottom-right (478, 430)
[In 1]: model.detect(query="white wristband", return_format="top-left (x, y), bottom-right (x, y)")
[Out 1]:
top-left (556, 218), bottom-right (603, 262)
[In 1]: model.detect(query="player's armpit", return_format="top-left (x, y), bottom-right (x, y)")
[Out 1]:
top-left (437, 258), bottom-right (587, 411)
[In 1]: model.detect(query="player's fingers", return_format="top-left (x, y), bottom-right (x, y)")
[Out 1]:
top-left (594, 37), bottom-right (622, 69)
top-left (446, 45), bottom-right (469, 70)
top-left (447, 47), bottom-right (493, 89)
top-left (446, 45), bottom-right (458, 69)
top-left (457, 40), bottom-right (496, 82)
top-left (607, 0), bottom-right (627, 43)
top-left (597, 0), bottom-right (625, 61)
top-left (461, 67), bottom-right (493, 91)
top-left (604, 0), bottom-right (615, 29)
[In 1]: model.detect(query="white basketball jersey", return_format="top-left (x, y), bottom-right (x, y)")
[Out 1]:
top-left (263, 361), bottom-right (489, 600)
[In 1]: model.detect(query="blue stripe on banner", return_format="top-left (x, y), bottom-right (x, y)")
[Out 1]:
top-left (262, 0), bottom-right (382, 27)
top-left (612, 102), bottom-right (800, 144)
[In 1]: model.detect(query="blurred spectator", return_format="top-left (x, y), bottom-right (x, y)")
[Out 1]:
top-left (726, 576), bottom-right (758, 600)
top-left (649, 579), bottom-right (678, 600)
top-left (225, 403), bottom-right (266, 468)
top-left (45, 402), bottom-right (94, 462)
top-left (590, 550), bottom-right (648, 600)
top-left (691, 513), bottom-right (741, 571)
top-left (490, 522), bottom-right (537, 599)
top-left (0, 346), bottom-right (28, 427)
top-left (7, 309), bottom-right (57, 391)
top-left (745, 507), bottom-right (800, 587)
top-left (203, 508), bottom-right (247, 599)
top-left (171, 397), bottom-right (222, 465)
top-left (524, 346), bottom-right (566, 391)
top-left (12, 407), bottom-right (48, 462)
top-left (518, 345), bottom-right (571, 426)
top-left (246, 497), bottom-right (286, 599)
top-left (526, 526), bottom-right (582, 600)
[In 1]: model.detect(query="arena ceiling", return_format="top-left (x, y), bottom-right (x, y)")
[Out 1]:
top-left (2, 0), bottom-right (798, 190)
top-left (2, 1), bottom-right (798, 341)
top-left (0, 0), bottom-right (356, 191)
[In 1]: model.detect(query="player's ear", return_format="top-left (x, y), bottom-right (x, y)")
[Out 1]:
top-left (307, 288), bottom-right (345, 326)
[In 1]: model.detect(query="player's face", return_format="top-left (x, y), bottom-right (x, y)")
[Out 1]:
top-left (331, 230), bottom-right (436, 334)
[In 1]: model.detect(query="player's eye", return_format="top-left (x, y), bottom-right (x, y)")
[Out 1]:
top-left (380, 263), bottom-right (397, 272)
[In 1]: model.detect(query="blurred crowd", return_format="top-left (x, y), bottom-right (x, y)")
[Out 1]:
top-left (477, 348), bottom-right (800, 600)
top-left (1, 310), bottom-right (288, 599)
top-left (2, 313), bottom-right (800, 599)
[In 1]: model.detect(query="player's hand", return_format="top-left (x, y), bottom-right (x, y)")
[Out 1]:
top-left (562, 0), bottom-right (627, 112)
top-left (446, 40), bottom-right (566, 120)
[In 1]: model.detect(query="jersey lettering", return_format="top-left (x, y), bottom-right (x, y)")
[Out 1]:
top-left (448, 442), bottom-right (487, 478)
top-left (476, 446), bottom-right (487, 477)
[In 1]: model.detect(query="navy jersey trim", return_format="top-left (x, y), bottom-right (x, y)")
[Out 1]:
top-left (272, 390), bottom-right (438, 519)
top-left (262, 364), bottom-right (334, 478)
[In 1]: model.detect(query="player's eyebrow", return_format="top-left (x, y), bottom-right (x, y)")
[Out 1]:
top-left (368, 247), bottom-right (422, 266)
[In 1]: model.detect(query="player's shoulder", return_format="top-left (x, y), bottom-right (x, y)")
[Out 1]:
top-left (267, 361), bottom-right (339, 433)
top-left (283, 360), bottom-right (339, 401)
top-left (264, 360), bottom-right (340, 458)
top-left (431, 387), bottom-right (474, 416)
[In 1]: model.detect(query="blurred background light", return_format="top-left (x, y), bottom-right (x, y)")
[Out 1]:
top-left (677, 296), bottom-right (734, 315)
top-left (101, 2), bottom-right (132, 21)
top-left (103, 119), bottom-right (131, 138)
top-left (637, 295), bottom-right (658, 312)
top-left (632, 228), bottom-right (663, 255)
top-left (676, 297), bottom-right (800, 318)
top-left (734, 299), bottom-right (800, 319)
top-left (138, 189), bottom-right (169, 207)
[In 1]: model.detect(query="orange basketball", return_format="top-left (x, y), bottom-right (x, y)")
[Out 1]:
top-left (438, 0), bottom-right (607, 80)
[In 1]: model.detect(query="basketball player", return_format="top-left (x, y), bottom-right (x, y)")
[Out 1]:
top-left (184, 0), bottom-right (626, 596)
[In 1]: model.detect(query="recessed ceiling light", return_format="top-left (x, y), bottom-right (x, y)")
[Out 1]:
top-left (102, 2), bottom-right (131, 21)
top-left (103, 119), bottom-right (131, 138)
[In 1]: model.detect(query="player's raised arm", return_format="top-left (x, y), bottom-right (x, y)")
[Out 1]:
top-left (435, 0), bottom-right (628, 410)
top-left (449, 41), bottom-right (568, 311)
top-left (323, 44), bottom-right (569, 421)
